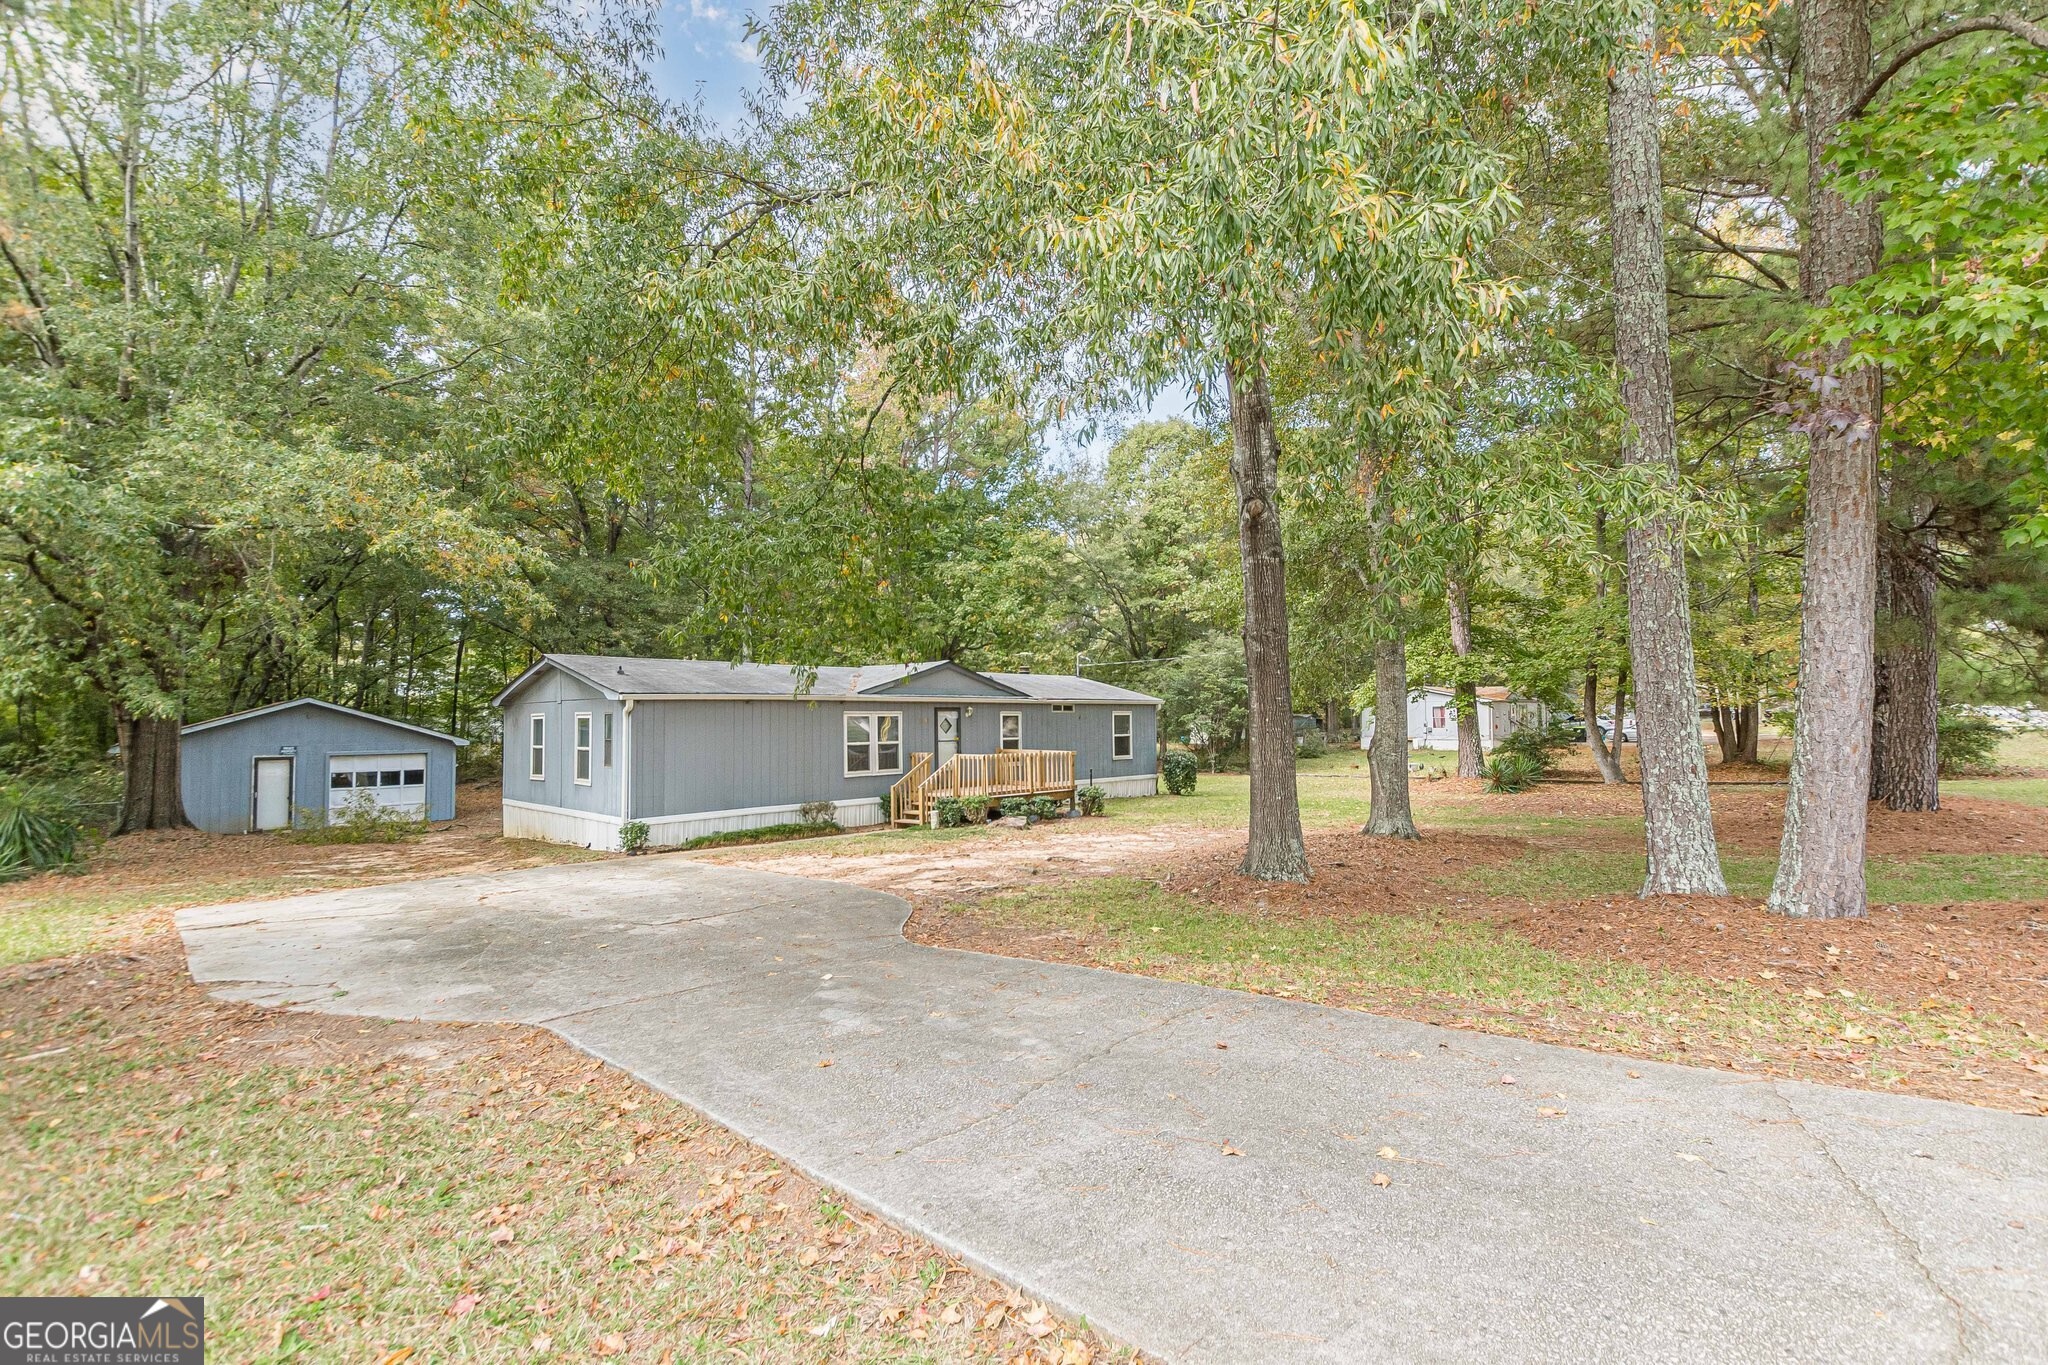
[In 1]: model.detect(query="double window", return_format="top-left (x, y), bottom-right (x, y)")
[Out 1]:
top-left (574, 713), bottom-right (593, 785)
top-left (1112, 711), bottom-right (1133, 760)
top-left (844, 712), bottom-right (903, 775)
top-left (999, 712), bottom-right (1022, 750)
top-left (1050, 703), bottom-right (1075, 714)
top-left (1431, 705), bottom-right (1448, 729)
top-left (528, 714), bottom-right (546, 780)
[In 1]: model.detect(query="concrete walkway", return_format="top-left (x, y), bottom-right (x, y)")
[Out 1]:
top-left (176, 860), bottom-right (2048, 1364)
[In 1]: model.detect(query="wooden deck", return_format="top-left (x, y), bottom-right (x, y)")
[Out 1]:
top-left (889, 749), bottom-right (1077, 825)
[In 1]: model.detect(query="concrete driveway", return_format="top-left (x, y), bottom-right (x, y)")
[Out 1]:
top-left (177, 859), bottom-right (2048, 1364)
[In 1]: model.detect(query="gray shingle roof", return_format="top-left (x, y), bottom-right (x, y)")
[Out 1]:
top-left (502, 655), bottom-right (1159, 705)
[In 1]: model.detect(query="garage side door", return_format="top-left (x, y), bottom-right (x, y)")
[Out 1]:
top-left (328, 753), bottom-right (428, 820)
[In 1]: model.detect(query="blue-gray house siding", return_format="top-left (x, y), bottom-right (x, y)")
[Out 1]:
top-left (492, 656), bottom-right (1160, 849)
top-left (180, 700), bottom-right (463, 834)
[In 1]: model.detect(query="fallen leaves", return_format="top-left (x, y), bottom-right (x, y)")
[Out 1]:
top-left (1536, 1107), bottom-right (1567, 1118)
top-left (1370, 1172), bottom-right (1392, 1188)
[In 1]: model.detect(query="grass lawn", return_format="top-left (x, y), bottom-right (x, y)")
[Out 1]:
top-left (1, 950), bottom-right (1119, 1363)
top-left (1458, 849), bottom-right (2048, 905)
top-left (921, 875), bottom-right (2048, 1112)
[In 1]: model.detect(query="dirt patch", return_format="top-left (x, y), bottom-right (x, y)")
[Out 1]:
top-left (1, 934), bottom-right (1131, 1363)
top-left (710, 820), bottom-right (1236, 907)
top-left (0, 783), bottom-right (597, 924)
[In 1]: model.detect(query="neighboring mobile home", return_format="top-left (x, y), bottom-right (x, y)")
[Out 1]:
top-left (1361, 686), bottom-right (1550, 752)
top-left (179, 698), bottom-right (465, 834)
top-left (492, 655), bottom-right (1161, 850)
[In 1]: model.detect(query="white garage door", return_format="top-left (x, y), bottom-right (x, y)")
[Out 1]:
top-left (328, 753), bottom-right (427, 820)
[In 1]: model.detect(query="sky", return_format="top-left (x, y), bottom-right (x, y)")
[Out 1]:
top-left (644, 3), bottom-right (1198, 462)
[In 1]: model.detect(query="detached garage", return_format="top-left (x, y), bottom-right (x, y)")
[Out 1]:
top-left (178, 699), bottom-right (465, 834)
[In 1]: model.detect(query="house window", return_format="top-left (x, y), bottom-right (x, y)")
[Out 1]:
top-left (999, 712), bottom-right (1022, 750)
top-left (1112, 711), bottom-right (1132, 760)
top-left (528, 714), bottom-right (545, 780)
top-left (1051, 703), bottom-right (1074, 713)
top-left (1431, 705), bottom-right (1447, 729)
top-left (574, 713), bottom-right (593, 785)
top-left (844, 712), bottom-right (902, 776)
top-left (602, 712), bottom-right (614, 767)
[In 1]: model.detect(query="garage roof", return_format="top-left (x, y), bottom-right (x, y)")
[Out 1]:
top-left (180, 698), bottom-right (468, 745)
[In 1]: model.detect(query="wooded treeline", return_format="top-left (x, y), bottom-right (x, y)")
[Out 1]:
top-left (3, 0), bottom-right (2045, 914)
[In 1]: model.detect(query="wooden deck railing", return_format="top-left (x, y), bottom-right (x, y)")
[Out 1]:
top-left (922, 750), bottom-right (1075, 803)
top-left (891, 749), bottom-right (1078, 824)
top-left (889, 752), bottom-right (933, 825)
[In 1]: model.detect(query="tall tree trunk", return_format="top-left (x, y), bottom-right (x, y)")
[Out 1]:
top-left (115, 708), bottom-right (190, 833)
top-left (1227, 359), bottom-right (1310, 882)
top-left (448, 627), bottom-right (467, 737)
top-left (1771, 0), bottom-right (1883, 919)
top-left (1710, 705), bottom-right (1736, 765)
top-left (1366, 634), bottom-right (1418, 838)
top-left (1738, 701), bottom-right (1760, 764)
top-left (1585, 668), bottom-right (1624, 783)
top-left (1606, 11), bottom-right (1725, 894)
top-left (1876, 509), bottom-right (1939, 810)
top-left (1610, 664), bottom-right (1630, 769)
top-left (1446, 574), bottom-right (1484, 779)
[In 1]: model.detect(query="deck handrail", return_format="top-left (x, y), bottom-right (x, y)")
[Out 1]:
top-left (918, 749), bottom-right (1075, 803)
top-left (890, 752), bottom-right (933, 824)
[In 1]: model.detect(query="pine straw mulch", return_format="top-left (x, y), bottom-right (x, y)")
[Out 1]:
top-left (910, 820), bottom-right (2048, 1116)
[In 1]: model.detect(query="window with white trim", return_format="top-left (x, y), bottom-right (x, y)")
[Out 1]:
top-left (999, 712), bottom-right (1022, 750)
top-left (574, 713), bottom-right (593, 784)
top-left (844, 712), bottom-right (902, 775)
top-left (602, 712), bottom-right (614, 767)
top-left (528, 714), bottom-right (546, 780)
top-left (1112, 711), bottom-right (1133, 760)
top-left (1050, 703), bottom-right (1075, 713)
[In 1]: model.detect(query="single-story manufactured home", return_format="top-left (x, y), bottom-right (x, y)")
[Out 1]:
top-left (491, 655), bottom-right (1161, 850)
top-left (1361, 686), bottom-right (1551, 752)
top-left (179, 698), bottom-right (466, 833)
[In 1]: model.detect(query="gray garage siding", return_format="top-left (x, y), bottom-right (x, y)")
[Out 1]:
top-left (180, 705), bottom-right (458, 833)
top-left (625, 698), bottom-right (1156, 819)
top-left (501, 668), bottom-right (623, 818)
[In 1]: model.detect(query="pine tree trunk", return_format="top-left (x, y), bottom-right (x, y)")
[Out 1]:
top-left (1366, 634), bottom-right (1419, 838)
top-left (115, 709), bottom-right (191, 833)
top-left (1770, 0), bottom-right (1882, 919)
top-left (1447, 575), bottom-right (1484, 779)
top-left (1876, 513), bottom-right (1939, 810)
top-left (1585, 669), bottom-right (1624, 783)
top-left (1227, 359), bottom-right (1310, 882)
top-left (1606, 13), bottom-right (1727, 894)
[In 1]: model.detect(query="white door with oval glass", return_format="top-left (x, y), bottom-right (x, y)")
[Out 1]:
top-left (328, 752), bottom-right (427, 821)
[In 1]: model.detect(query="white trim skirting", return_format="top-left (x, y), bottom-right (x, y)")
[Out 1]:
top-left (1091, 773), bottom-right (1159, 798)
top-left (500, 796), bottom-right (886, 851)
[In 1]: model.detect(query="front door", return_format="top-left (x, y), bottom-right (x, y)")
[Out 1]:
top-left (252, 757), bottom-right (293, 832)
top-left (935, 708), bottom-right (961, 766)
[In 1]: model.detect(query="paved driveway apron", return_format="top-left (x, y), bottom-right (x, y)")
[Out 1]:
top-left (177, 860), bottom-right (2048, 1364)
